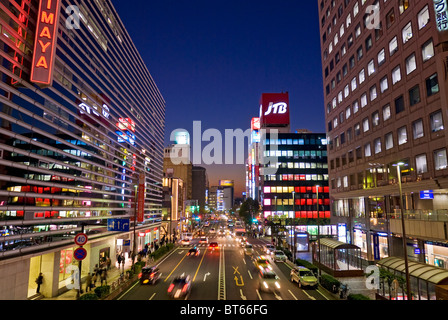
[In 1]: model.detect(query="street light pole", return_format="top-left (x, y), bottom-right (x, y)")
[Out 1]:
top-left (395, 163), bottom-right (412, 300)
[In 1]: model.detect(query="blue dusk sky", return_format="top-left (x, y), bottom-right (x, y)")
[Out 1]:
top-left (112, 0), bottom-right (326, 196)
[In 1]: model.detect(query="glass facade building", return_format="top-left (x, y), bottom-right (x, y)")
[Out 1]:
top-left (0, 0), bottom-right (165, 298)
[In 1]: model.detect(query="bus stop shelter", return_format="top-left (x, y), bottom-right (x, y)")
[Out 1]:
top-left (376, 256), bottom-right (448, 300)
top-left (312, 238), bottom-right (364, 277)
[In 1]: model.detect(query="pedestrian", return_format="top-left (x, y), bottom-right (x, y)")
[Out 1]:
top-left (101, 268), bottom-right (107, 285)
top-left (35, 273), bottom-right (43, 294)
top-left (106, 256), bottom-right (111, 270)
top-left (85, 273), bottom-right (92, 292)
top-left (117, 254), bottom-right (122, 267)
top-left (92, 272), bottom-right (97, 288)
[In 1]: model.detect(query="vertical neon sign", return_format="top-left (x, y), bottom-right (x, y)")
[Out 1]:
top-left (30, 0), bottom-right (62, 86)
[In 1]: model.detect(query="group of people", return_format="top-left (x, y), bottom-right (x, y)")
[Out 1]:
top-left (84, 264), bottom-right (108, 292)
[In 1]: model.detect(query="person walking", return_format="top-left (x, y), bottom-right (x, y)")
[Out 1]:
top-left (101, 268), bottom-right (107, 285)
top-left (85, 273), bottom-right (92, 292)
top-left (93, 264), bottom-right (100, 286)
top-left (106, 256), bottom-right (111, 270)
top-left (35, 273), bottom-right (43, 294)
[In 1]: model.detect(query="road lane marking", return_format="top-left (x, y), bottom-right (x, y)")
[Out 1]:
top-left (248, 270), bottom-right (253, 279)
top-left (193, 247), bottom-right (208, 282)
top-left (240, 289), bottom-right (247, 300)
top-left (303, 289), bottom-right (316, 300)
top-left (164, 251), bottom-right (188, 282)
top-left (149, 292), bottom-right (156, 300)
top-left (234, 275), bottom-right (244, 286)
top-left (117, 281), bottom-right (139, 300)
top-left (218, 246), bottom-right (226, 300)
top-left (256, 289), bottom-right (262, 300)
top-left (288, 290), bottom-right (298, 300)
top-left (316, 288), bottom-right (330, 300)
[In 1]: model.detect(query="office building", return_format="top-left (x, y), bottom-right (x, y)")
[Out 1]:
top-left (318, 0), bottom-right (448, 267)
top-left (0, 0), bottom-right (165, 299)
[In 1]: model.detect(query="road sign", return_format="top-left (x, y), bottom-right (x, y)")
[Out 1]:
top-left (74, 233), bottom-right (88, 246)
top-left (107, 218), bottom-right (130, 232)
top-left (74, 247), bottom-right (87, 261)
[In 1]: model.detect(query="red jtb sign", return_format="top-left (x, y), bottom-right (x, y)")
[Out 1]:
top-left (30, 0), bottom-right (61, 86)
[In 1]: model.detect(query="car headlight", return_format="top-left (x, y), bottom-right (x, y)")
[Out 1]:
top-left (275, 282), bottom-right (281, 289)
top-left (263, 281), bottom-right (269, 289)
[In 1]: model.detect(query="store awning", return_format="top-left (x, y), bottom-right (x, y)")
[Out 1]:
top-left (318, 238), bottom-right (360, 250)
top-left (377, 257), bottom-right (448, 284)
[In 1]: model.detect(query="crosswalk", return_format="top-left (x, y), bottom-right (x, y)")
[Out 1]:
top-left (185, 243), bottom-right (267, 249)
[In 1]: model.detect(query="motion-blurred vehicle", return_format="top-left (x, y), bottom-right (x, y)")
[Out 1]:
top-left (244, 243), bottom-right (254, 256)
top-left (199, 236), bottom-right (208, 244)
top-left (258, 269), bottom-right (281, 293)
top-left (180, 238), bottom-right (190, 246)
top-left (253, 256), bottom-right (272, 271)
top-left (290, 266), bottom-right (318, 288)
top-left (264, 244), bottom-right (276, 255)
top-left (209, 242), bottom-right (219, 251)
top-left (167, 275), bottom-right (192, 299)
top-left (139, 266), bottom-right (161, 285)
top-left (187, 247), bottom-right (200, 257)
top-left (273, 250), bottom-right (287, 262)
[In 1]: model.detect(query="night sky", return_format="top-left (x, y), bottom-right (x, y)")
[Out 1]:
top-left (112, 0), bottom-right (325, 196)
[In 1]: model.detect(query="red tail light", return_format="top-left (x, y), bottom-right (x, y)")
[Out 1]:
top-left (182, 284), bottom-right (189, 292)
top-left (168, 284), bottom-right (175, 292)
top-left (150, 273), bottom-right (154, 278)
top-left (138, 273), bottom-right (142, 278)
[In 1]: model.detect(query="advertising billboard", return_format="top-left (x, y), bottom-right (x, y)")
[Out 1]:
top-left (259, 92), bottom-right (290, 127)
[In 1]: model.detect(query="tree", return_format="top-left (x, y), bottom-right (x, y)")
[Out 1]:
top-left (238, 198), bottom-right (260, 225)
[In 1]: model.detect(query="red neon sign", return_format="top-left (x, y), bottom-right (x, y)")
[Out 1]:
top-left (30, 0), bottom-right (61, 86)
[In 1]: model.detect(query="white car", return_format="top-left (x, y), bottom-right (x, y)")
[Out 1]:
top-left (273, 250), bottom-right (287, 262)
top-left (264, 244), bottom-right (276, 255)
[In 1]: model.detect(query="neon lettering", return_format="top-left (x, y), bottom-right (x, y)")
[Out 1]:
top-left (264, 102), bottom-right (288, 116)
top-left (41, 11), bottom-right (55, 24)
top-left (38, 40), bottom-right (51, 53)
top-left (39, 26), bottom-right (52, 39)
top-left (36, 56), bottom-right (48, 69)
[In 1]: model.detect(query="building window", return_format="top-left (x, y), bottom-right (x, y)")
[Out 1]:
top-left (346, 106), bottom-right (351, 119)
top-left (357, 46), bottom-right (363, 60)
top-left (389, 36), bottom-right (398, 56)
top-left (426, 73), bottom-right (439, 96)
top-left (434, 149), bottom-right (448, 170)
top-left (380, 76), bottom-right (389, 93)
top-left (365, 35), bottom-right (373, 51)
top-left (395, 95), bottom-right (405, 114)
top-left (386, 9), bottom-right (395, 29)
top-left (430, 111), bottom-right (444, 132)
top-left (383, 104), bottom-right (391, 121)
top-left (385, 132), bottom-right (394, 150)
top-left (405, 53), bottom-right (416, 74)
top-left (415, 154), bottom-right (428, 174)
top-left (374, 138), bottom-right (382, 154)
top-left (413, 119), bottom-right (424, 139)
top-left (378, 48), bottom-right (386, 65)
top-left (418, 5), bottom-right (430, 29)
top-left (402, 22), bottom-right (413, 44)
top-left (370, 85), bottom-right (377, 101)
top-left (364, 143), bottom-right (372, 157)
top-left (355, 123), bottom-right (361, 136)
top-left (422, 39), bottom-right (434, 62)
top-left (353, 100), bottom-right (359, 113)
top-left (409, 85), bottom-right (420, 106)
top-left (359, 69), bottom-right (366, 83)
top-left (399, 0), bottom-right (409, 14)
top-left (372, 111), bottom-right (380, 127)
top-left (361, 93), bottom-right (368, 108)
top-left (392, 65), bottom-right (401, 84)
top-left (363, 118), bottom-right (370, 132)
top-left (355, 23), bottom-right (362, 38)
top-left (398, 126), bottom-right (408, 145)
top-left (351, 77), bottom-right (357, 91)
top-left (368, 59), bottom-right (375, 76)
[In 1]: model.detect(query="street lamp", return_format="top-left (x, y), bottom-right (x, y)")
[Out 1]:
top-left (316, 185), bottom-right (321, 278)
top-left (393, 162), bottom-right (412, 300)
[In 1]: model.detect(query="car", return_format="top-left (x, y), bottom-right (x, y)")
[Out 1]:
top-left (187, 247), bottom-right (200, 256)
top-left (139, 266), bottom-right (161, 285)
top-left (199, 237), bottom-right (208, 244)
top-left (209, 242), bottom-right (219, 251)
top-left (244, 244), bottom-right (254, 256)
top-left (258, 269), bottom-right (281, 293)
top-left (218, 229), bottom-right (225, 236)
top-left (210, 228), bottom-right (216, 233)
top-left (167, 275), bottom-right (192, 299)
top-left (180, 238), bottom-right (190, 246)
top-left (290, 266), bottom-right (318, 288)
top-left (264, 244), bottom-right (276, 255)
top-left (273, 250), bottom-right (287, 262)
top-left (253, 256), bottom-right (272, 271)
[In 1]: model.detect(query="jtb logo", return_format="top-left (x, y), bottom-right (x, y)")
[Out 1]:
top-left (264, 102), bottom-right (287, 116)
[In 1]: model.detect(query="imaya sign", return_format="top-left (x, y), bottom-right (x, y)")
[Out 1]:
top-left (30, 0), bottom-right (62, 86)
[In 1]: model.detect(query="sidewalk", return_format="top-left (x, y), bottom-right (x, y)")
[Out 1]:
top-left (43, 256), bottom-right (150, 300)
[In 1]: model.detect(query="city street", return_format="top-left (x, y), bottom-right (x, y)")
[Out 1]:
top-left (117, 221), bottom-right (334, 301)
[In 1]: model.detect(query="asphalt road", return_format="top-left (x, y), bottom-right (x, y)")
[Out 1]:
top-left (117, 222), bottom-right (334, 301)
